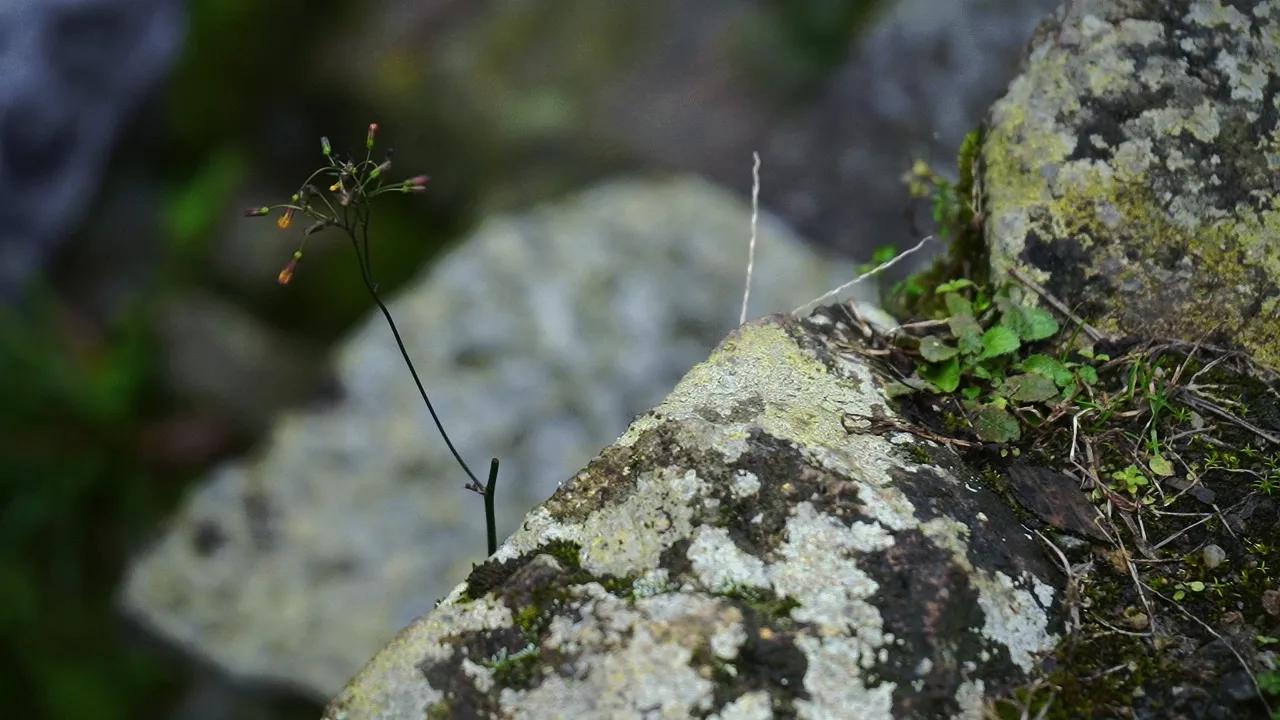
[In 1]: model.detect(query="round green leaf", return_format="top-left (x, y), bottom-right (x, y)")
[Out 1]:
top-left (1148, 454), bottom-right (1175, 477)
top-left (919, 336), bottom-right (960, 362)
top-left (1003, 373), bottom-right (1059, 403)
top-left (973, 405), bottom-right (1021, 442)
top-left (920, 357), bottom-right (961, 393)
top-left (1021, 354), bottom-right (1073, 387)
top-left (978, 326), bottom-right (1021, 360)
top-left (1018, 306), bottom-right (1060, 341)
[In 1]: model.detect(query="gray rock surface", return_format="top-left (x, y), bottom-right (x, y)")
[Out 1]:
top-left (121, 176), bottom-right (856, 697)
top-left (982, 0), bottom-right (1280, 367)
top-left (322, 308), bottom-right (1061, 720)
top-left (0, 0), bottom-right (182, 293)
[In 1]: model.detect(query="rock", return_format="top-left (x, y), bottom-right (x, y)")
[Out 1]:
top-left (325, 0), bottom-right (1056, 257)
top-left (121, 177), bottom-right (856, 697)
top-left (323, 309), bottom-right (1061, 720)
top-left (0, 0), bottom-right (182, 295)
top-left (982, 0), bottom-right (1280, 367)
top-left (1202, 543), bottom-right (1227, 569)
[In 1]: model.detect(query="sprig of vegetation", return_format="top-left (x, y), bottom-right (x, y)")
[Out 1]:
top-left (881, 279), bottom-right (1104, 442)
top-left (245, 124), bottom-right (501, 557)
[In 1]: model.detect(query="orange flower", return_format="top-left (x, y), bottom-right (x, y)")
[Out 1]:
top-left (277, 251), bottom-right (302, 285)
top-left (277, 207), bottom-right (294, 229)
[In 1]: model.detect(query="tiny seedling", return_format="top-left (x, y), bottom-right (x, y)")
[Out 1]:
top-left (245, 124), bottom-right (501, 557)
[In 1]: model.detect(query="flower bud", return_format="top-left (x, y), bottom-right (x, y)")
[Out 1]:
top-left (277, 256), bottom-right (299, 285)
top-left (366, 123), bottom-right (378, 150)
top-left (369, 160), bottom-right (392, 179)
top-left (321, 136), bottom-right (332, 157)
top-left (244, 206), bottom-right (271, 217)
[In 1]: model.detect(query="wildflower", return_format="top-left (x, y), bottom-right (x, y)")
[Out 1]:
top-left (402, 175), bottom-right (430, 192)
top-left (277, 207), bottom-right (294, 229)
top-left (321, 136), bottom-right (332, 157)
top-left (244, 206), bottom-right (271, 217)
top-left (277, 250), bottom-right (303, 286)
top-left (366, 123), bottom-right (379, 149)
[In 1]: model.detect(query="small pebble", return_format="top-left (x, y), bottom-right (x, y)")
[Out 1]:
top-left (1262, 589), bottom-right (1280, 617)
top-left (1202, 544), bottom-right (1227, 569)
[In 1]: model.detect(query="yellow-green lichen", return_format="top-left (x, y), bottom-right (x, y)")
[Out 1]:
top-left (982, 2), bottom-right (1280, 368)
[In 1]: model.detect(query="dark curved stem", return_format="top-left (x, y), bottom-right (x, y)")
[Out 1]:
top-left (346, 216), bottom-right (482, 491)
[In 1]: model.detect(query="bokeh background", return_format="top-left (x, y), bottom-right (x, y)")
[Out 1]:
top-left (0, 0), bottom-right (1056, 717)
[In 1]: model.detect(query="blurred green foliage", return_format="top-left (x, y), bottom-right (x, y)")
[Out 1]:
top-left (165, 146), bottom-right (248, 261)
top-left (0, 293), bottom-right (182, 720)
top-left (738, 0), bottom-right (886, 93)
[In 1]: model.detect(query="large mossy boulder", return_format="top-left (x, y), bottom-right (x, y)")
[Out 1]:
top-left (983, 0), bottom-right (1280, 367)
top-left (325, 313), bottom-right (1062, 719)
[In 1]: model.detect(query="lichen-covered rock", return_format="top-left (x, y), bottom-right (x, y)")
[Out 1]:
top-left (983, 0), bottom-right (1280, 367)
top-left (324, 312), bottom-right (1061, 719)
top-left (121, 177), bottom-right (854, 697)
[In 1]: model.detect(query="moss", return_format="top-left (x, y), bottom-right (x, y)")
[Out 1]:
top-left (484, 644), bottom-right (542, 689)
top-left (717, 585), bottom-right (801, 627)
top-left (980, 7), bottom-right (1280, 370)
top-left (904, 443), bottom-right (934, 466)
top-left (889, 127), bottom-right (990, 320)
top-left (464, 539), bottom-right (583, 601)
top-left (425, 698), bottom-right (452, 719)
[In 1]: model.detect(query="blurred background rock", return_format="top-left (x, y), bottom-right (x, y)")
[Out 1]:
top-left (0, 0), bottom-right (1054, 717)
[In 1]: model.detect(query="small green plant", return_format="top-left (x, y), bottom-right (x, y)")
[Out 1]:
top-left (245, 123), bottom-right (501, 557)
top-left (1260, 670), bottom-right (1280, 719)
top-left (885, 280), bottom-right (1096, 442)
top-left (1111, 464), bottom-right (1150, 496)
top-left (482, 642), bottom-right (540, 686)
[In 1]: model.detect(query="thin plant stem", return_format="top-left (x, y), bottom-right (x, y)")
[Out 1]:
top-left (484, 458), bottom-right (499, 555)
top-left (344, 217), bottom-right (483, 492)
